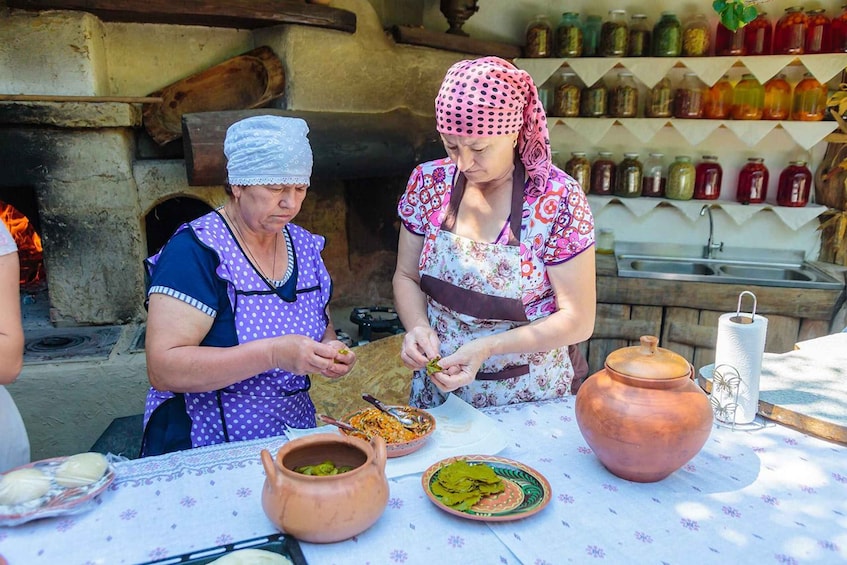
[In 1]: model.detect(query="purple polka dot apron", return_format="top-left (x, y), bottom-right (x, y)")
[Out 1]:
top-left (410, 169), bottom-right (575, 410)
top-left (145, 212), bottom-right (331, 448)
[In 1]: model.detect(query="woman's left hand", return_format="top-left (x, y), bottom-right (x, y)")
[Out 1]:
top-left (319, 340), bottom-right (357, 379)
top-left (427, 340), bottom-right (488, 393)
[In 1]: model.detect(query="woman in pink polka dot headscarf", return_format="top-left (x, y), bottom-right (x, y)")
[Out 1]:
top-left (394, 57), bottom-right (597, 409)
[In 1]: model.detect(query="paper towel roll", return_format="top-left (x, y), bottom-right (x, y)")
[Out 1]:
top-left (711, 312), bottom-right (768, 424)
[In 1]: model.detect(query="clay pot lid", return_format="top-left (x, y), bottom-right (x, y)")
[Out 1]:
top-left (606, 335), bottom-right (690, 380)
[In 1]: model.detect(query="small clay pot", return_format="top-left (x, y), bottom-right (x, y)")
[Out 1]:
top-left (575, 336), bottom-right (713, 482)
top-left (261, 433), bottom-right (389, 543)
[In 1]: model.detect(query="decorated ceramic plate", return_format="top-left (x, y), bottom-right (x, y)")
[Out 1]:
top-left (0, 455), bottom-right (116, 526)
top-left (421, 455), bottom-right (551, 522)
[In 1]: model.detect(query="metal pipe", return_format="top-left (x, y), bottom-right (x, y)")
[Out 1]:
top-left (699, 204), bottom-right (724, 259)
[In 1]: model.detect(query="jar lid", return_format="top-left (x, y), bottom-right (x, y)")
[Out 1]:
top-left (702, 155), bottom-right (718, 160)
top-left (562, 11), bottom-right (579, 17)
top-left (785, 6), bottom-right (804, 12)
top-left (807, 8), bottom-right (825, 15)
top-left (571, 151), bottom-right (587, 156)
top-left (747, 157), bottom-right (764, 162)
top-left (606, 336), bottom-right (691, 381)
top-left (623, 152), bottom-right (639, 158)
top-left (631, 14), bottom-right (647, 19)
top-left (619, 71), bottom-right (634, 77)
top-left (789, 160), bottom-right (808, 166)
top-left (610, 9), bottom-right (627, 15)
top-left (675, 155), bottom-right (692, 161)
top-left (598, 151), bottom-right (613, 156)
top-left (649, 152), bottom-right (664, 157)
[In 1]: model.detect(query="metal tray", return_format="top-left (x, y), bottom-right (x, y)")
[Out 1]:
top-left (139, 533), bottom-right (307, 565)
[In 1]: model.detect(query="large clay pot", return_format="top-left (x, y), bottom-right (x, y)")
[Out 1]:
top-left (261, 433), bottom-right (389, 543)
top-left (575, 336), bottom-right (713, 483)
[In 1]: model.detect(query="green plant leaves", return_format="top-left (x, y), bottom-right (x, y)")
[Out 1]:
top-left (713, 0), bottom-right (759, 31)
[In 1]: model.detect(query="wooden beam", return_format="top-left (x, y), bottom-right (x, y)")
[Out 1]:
top-left (181, 109), bottom-right (442, 185)
top-left (6, 0), bottom-right (356, 33)
top-left (390, 25), bottom-right (521, 59)
top-left (0, 94), bottom-right (162, 103)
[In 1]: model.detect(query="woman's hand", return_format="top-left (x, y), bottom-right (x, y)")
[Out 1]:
top-left (427, 339), bottom-right (489, 393)
top-left (319, 339), bottom-right (357, 379)
top-left (270, 335), bottom-right (352, 377)
top-left (400, 325), bottom-right (441, 371)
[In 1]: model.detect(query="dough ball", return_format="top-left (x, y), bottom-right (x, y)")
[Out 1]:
top-left (54, 452), bottom-right (109, 488)
top-left (0, 468), bottom-right (52, 505)
top-left (209, 548), bottom-right (293, 565)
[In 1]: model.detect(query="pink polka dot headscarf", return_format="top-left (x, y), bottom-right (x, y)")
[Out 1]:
top-left (435, 56), bottom-right (551, 196)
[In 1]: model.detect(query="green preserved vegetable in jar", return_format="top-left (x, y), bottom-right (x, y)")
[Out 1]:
top-left (555, 12), bottom-right (583, 57)
top-left (653, 12), bottom-right (682, 56)
top-left (609, 72), bottom-right (639, 118)
top-left (553, 71), bottom-right (581, 117)
top-left (628, 14), bottom-right (651, 56)
top-left (582, 15), bottom-right (603, 56)
top-left (600, 10), bottom-right (628, 56)
top-left (525, 15), bottom-right (554, 58)
top-left (580, 80), bottom-right (607, 117)
top-left (615, 153), bottom-right (643, 197)
top-left (682, 13), bottom-right (711, 56)
top-left (666, 155), bottom-right (695, 200)
top-left (731, 73), bottom-right (764, 120)
top-left (565, 152), bottom-right (591, 194)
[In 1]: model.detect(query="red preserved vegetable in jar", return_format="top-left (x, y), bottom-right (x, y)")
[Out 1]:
top-left (736, 157), bottom-right (770, 204)
top-left (774, 6), bottom-right (807, 54)
top-left (805, 9), bottom-right (832, 54)
top-left (833, 5), bottom-right (847, 52)
top-left (694, 156), bottom-right (722, 200)
top-left (744, 12), bottom-right (773, 55)
top-left (777, 160), bottom-right (812, 207)
top-left (715, 22), bottom-right (745, 55)
top-left (673, 73), bottom-right (705, 119)
top-left (591, 152), bottom-right (616, 196)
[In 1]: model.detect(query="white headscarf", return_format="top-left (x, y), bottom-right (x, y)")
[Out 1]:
top-left (224, 115), bottom-right (313, 187)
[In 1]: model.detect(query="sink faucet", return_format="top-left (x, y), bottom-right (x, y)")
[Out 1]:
top-left (699, 205), bottom-right (724, 259)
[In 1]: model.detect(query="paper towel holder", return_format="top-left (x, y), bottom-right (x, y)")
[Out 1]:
top-left (729, 291), bottom-right (757, 325)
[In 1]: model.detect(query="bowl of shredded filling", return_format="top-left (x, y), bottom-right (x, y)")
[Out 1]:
top-left (341, 406), bottom-right (436, 457)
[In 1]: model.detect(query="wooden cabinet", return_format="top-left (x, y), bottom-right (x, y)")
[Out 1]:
top-left (580, 254), bottom-right (845, 374)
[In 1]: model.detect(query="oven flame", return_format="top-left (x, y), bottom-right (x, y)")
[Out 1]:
top-left (0, 200), bottom-right (45, 287)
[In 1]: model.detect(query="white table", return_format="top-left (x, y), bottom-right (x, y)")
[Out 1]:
top-left (1, 396), bottom-right (846, 564)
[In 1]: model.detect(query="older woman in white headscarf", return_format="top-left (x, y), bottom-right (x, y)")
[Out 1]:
top-left (142, 115), bottom-right (355, 456)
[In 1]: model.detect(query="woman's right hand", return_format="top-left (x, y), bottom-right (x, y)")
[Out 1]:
top-left (400, 325), bottom-right (441, 371)
top-left (270, 334), bottom-right (346, 376)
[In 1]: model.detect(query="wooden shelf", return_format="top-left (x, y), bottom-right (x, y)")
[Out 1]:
top-left (390, 25), bottom-right (520, 59)
top-left (6, 0), bottom-right (357, 33)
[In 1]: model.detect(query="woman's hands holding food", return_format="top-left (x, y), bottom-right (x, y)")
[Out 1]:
top-left (426, 339), bottom-right (489, 393)
top-left (400, 325), bottom-right (441, 372)
top-left (271, 335), bottom-right (355, 378)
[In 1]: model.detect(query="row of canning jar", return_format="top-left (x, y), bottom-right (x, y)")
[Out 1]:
top-left (561, 152), bottom-right (813, 207)
top-left (524, 6), bottom-right (847, 58)
top-left (544, 70), bottom-right (829, 121)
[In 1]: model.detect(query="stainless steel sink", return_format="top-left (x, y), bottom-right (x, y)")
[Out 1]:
top-left (615, 242), bottom-right (844, 290)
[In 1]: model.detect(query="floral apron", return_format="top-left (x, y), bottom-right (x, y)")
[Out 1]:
top-left (410, 166), bottom-right (575, 409)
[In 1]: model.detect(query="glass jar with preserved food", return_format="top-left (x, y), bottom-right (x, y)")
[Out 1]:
top-left (777, 160), bottom-right (812, 207)
top-left (591, 152), bottom-right (616, 195)
top-left (580, 80), bottom-right (607, 117)
top-left (628, 14), bottom-right (651, 56)
top-left (666, 156), bottom-right (696, 200)
top-left (682, 13), bottom-right (710, 56)
top-left (600, 9), bottom-right (628, 56)
top-left (744, 11), bottom-right (773, 55)
top-left (642, 153), bottom-right (666, 198)
top-left (673, 73), bottom-right (706, 119)
top-left (609, 72), bottom-right (639, 118)
top-left (804, 8), bottom-right (832, 54)
top-left (694, 155), bottom-right (723, 200)
top-left (774, 6), bottom-right (807, 55)
top-left (565, 151), bottom-right (591, 194)
top-left (715, 22), bottom-right (745, 55)
top-left (791, 73), bottom-right (828, 121)
top-left (763, 74), bottom-right (792, 120)
top-left (556, 12), bottom-right (583, 57)
top-left (525, 15), bottom-right (554, 58)
top-left (652, 11), bottom-right (682, 56)
top-left (615, 153), bottom-right (642, 197)
top-left (704, 75), bottom-right (734, 119)
top-left (833, 5), bottom-right (847, 53)
top-left (552, 71), bottom-right (582, 117)
top-left (646, 77), bottom-right (673, 118)
top-left (731, 74), bottom-right (765, 120)
top-left (736, 157), bottom-right (770, 204)
top-left (582, 14), bottom-right (603, 56)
